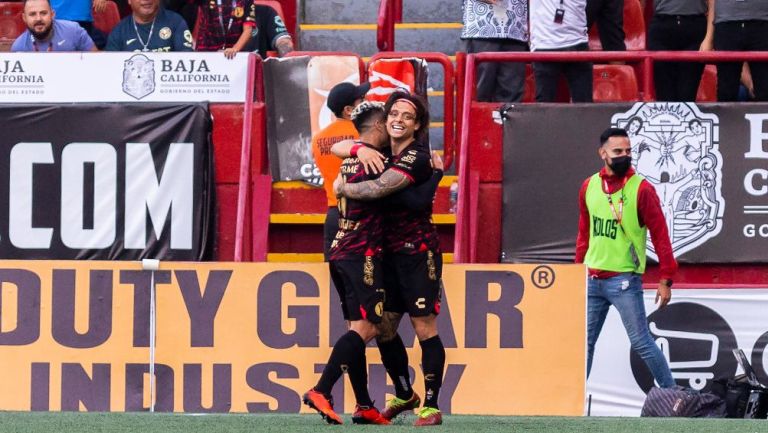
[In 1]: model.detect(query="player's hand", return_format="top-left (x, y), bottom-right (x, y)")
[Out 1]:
top-left (333, 173), bottom-right (345, 197)
top-left (223, 48), bottom-right (237, 59)
top-left (655, 281), bottom-right (672, 309)
top-left (699, 38), bottom-right (713, 52)
top-left (93, 0), bottom-right (107, 13)
top-left (357, 146), bottom-right (386, 175)
top-left (431, 151), bottom-right (444, 171)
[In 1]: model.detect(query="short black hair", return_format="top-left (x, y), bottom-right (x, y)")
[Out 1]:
top-left (23, 0), bottom-right (51, 9)
top-left (351, 101), bottom-right (386, 133)
top-left (384, 91), bottom-right (430, 143)
top-left (600, 127), bottom-right (629, 146)
top-left (689, 119), bottom-right (702, 128)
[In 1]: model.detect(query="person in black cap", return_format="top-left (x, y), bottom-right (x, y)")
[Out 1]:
top-left (311, 81), bottom-right (371, 260)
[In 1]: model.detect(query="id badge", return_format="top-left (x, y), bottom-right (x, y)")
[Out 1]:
top-left (554, 8), bottom-right (565, 24)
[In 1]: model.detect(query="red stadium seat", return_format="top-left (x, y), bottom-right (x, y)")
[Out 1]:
top-left (589, 0), bottom-right (645, 51)
top-left (0, 2), bottom-right (25, 50)
top-left (93, 0), bottom-right (120, 35)
top-left (593, 64), bottom-right (639, 101)
top-left (696, 64), bottom-right (717, 102)
top-left (522, 63), bottom-right (535, 102)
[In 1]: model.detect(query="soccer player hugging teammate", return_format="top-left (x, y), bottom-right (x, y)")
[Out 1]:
top-left (329, 91), bottom-right (446, 426)
top-left (303, 101), bottom-right (392, 425)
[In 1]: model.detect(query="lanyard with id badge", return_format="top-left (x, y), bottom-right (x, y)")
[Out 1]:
top-left (603, 177), bottom-right (642, 271)
top-left (554, 0), bottom-right (565, 24)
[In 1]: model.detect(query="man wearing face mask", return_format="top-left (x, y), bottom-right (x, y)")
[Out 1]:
top-left (575, 127), bottom-right (677, 389)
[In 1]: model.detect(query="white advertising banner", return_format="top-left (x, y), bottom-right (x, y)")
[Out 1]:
top-left (0, 52), bottom-right (249, 102)
top-left (587, 288), bottom-right (768, 416)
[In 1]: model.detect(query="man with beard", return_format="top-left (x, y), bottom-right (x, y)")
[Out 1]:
top-left (12, 0), bottom-right (97, 52)
top-left (575, 127), bottom-right (677, 389)
top-left (333, 92), bottom-right (446, 426)
top-left (106, 0), bottom-right (192, 52)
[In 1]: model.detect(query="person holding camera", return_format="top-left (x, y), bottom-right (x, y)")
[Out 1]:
top-left (575, 127), bottom-right (678, 388)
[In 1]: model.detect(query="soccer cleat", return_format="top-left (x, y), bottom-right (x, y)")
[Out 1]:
top-left (303, 389), bottom-right (343, 425)
top-left (352, 405), bottom-right (391, 425)
top-left (380, 392), bottom-right (421, 420)
top-left (414, 407), bottom-right (442, 426)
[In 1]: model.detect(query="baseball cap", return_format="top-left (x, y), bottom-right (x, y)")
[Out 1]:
top-left (327, 82), bottom-right (371, 115)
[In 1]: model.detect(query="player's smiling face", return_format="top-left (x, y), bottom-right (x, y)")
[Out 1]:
top-left (386, 101), bottom-right (419, 141)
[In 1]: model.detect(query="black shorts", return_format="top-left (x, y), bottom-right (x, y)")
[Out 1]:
top-left (383, 250), bottom-right (443, 317)
top-left (329, 257), bottom-right (385, 324)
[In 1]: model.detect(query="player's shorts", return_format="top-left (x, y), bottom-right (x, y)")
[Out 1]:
top-left (383, 250), bottom-right (443, 317)
top-left (329, 257), bottom-right (386, 324)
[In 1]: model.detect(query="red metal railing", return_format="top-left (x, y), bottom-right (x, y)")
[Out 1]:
top-left (454, 50), bottom-right (768, 263)
top-left (234, 53), bottom-right (264, 262)
top-left (369, 51), bottom-right (456, 170)
top-left (377, 0), bottom-right (402, 51)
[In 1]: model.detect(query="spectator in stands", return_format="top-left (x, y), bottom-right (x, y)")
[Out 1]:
top-left (576, 127), bottom-right (677, 389)
top-left (648, 0), bottom-right (708, 101)
top-left (701, 0), bottom-right (768, 101)
top-left (164, 0), bottom-right (196, 31)
top-left (243, 3), bottom-right (293, 57)
top-left (460, 0), bottom-right (529, 102)
top-left (311, 81), bottom-right (369, 260)
top-left (12, 0), bottom-right (98, 51)
top-left (106, 0), bottom-right (192, 51)
top-left (194, 0), bottom-right (256, 58)
top-left (586, 0), bottom-right (626, 51)
top-left (530, 0), bottom-right (593, 102)
top-left (50, 0), bottom-right (108, 49)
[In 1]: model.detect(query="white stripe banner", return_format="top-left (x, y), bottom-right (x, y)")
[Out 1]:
top-left (0, 52), bottom-right (249, 102)
top-left (587, 288), bottom-right (768, 416)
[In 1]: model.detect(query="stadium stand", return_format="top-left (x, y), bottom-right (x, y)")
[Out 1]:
top-left (92, 0), bottom-right (121, 35)
top-left (592, 64), bottom-right (639, 101)
top-left (0, 1), bottom-right (24, 51)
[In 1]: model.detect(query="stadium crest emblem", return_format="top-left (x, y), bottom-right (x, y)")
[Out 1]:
top-left (122, 54), bottom-right (155, 100)
top-left (611, 103), bottom-right (724, 260)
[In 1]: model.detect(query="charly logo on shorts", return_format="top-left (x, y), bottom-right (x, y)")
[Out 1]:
top-left (612, 103), bottom-right (724, 260)
top-left (630, 302), bottom-right (737, 393)
top-left (122, 54), bottom-right (155, 100)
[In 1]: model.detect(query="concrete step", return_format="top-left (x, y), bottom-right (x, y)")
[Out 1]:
top-left (302, 0), bottom-right (379, 25)
top-left (402, 0), bottom-right (462, 23)
top-left (298, 23), bottom-right (463, 58)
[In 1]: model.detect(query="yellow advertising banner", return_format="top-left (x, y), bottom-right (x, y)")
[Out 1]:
top-left (0, 261), bottom-right (586, 415)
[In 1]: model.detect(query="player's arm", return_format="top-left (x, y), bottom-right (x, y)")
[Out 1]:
top-left (331, 139), bottom-right (386, 174)
top-left (224, 27), bottom-right (253, 58)
top-left (388, 169), bottom-right (443, 211)
top-left (337, 168), bottom-right (413, 200)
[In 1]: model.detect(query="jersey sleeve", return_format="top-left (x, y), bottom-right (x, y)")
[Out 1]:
top-left (391, 148), bottom-right (432, 184)
top-left (76, 25), bottom-right (96, 51)
top-left (105, 23), bottom-right (123, 51)
top-left (172, 14), bottom-right (194, 51)
top-left (261, 5), bottom-right (289, 49)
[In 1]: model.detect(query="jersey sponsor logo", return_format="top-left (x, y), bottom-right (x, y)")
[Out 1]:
top-left (158, 27), bottom-right (172, 40)
top-left (415, 297), bottom-right (426, 309)
top-left (122, 54), bottom-right (155, 100)
top-left (611, 103), bottom-right (724, 260)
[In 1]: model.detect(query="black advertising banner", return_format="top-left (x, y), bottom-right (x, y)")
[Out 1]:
top-left (502, 102), bottom-right (768, 263)
top-left (0, 103), bottom-right (214, 260)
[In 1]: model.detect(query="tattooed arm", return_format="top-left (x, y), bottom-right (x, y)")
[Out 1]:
top-left (340, 169), bottom-right (413, 200)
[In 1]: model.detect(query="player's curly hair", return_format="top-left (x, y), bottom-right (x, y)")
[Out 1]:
top-left (351, 101), bottom-right (386, 132)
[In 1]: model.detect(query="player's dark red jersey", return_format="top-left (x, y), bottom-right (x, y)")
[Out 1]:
top-left (329, 143), bottom-right (386, 261)
top-left (383, 140), bottom-right (441, 254)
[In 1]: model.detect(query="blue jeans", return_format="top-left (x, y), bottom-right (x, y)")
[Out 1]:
top-left (586, 273), bottom-right (675, 388)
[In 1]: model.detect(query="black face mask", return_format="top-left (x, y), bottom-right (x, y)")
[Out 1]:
top-left (608, 155), bottom-right (632, 177)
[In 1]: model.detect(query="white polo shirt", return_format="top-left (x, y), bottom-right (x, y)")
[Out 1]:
top-left (529, 0), bottom-right (588, 51)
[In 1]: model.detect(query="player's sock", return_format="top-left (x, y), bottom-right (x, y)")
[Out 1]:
top-left (346, 331), bottom-right (374, 407)
top-left (419, 335), bottom-right (445, 409)
top-left (315, 330), bottom-right (362, 396)
top-left (377, 334), bottom-right (413, 400)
